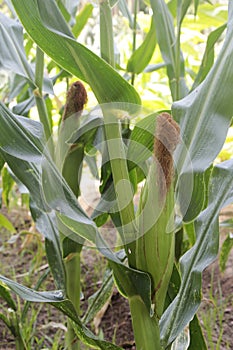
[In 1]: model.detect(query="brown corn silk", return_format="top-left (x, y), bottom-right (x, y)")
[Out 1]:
top-left (154, 112), bottom-right (180, 197)
top-left (62, 81), bottom-right (87, 121)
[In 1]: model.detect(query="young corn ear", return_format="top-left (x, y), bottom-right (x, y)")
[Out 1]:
top-left (136, 113), bottom-right (180, 318)
top-left (56, 81), bottom-right (87, 197)
top-left (57, 81), bottom-right (87, 350)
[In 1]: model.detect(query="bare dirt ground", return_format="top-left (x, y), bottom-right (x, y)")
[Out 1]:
top-left (0, 205), bottom-right (232, 349)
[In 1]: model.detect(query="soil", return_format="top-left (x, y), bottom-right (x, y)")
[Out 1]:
top-left (0, 205), bottom-right (232, 349)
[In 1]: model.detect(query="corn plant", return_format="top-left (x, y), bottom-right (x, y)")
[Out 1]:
top-left (0, 1), bottom-right (233, 349)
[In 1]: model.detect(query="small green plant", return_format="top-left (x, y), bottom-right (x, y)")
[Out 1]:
top-left (0, 1), bottom-right (233, 349)
top-left (199, 272), bottom-right (233, 350)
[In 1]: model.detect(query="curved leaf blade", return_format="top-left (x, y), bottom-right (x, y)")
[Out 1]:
top-left (72, 4), bottom-right (94, 38)
top-left (0, 213), bottom-right (15, 233)
top-left (0, 276), bottom-right (123, 349)
top-left (149, 0), bottom-right (188, 100)
top-left (192, 23), bottom-right (227, 90)
top-left (174, 6), bottom-right (233, 220)
top-left (0, 102), bottom-right (152, 313)
top-left (0, 102), bottom-right (45, 163)
top-left (127, 17), bottom-right (156, 74)
top-left (0, 13), bottom-right (34, 83)
top-left (11, 0), bottom-right (141, 106)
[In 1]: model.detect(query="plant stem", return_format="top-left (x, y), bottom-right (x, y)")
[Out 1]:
top-left (131, 0), bottom-right (138, 85)
top-left (34, 46), bottom-right (53, 144)
top-left (129, 297), bottom-right (162, 350)
top-left (65, 253), bottom-right (81, 350)
top-left (103, 109), bottom-right (136, 267)
top-left (100, 0), bottom-right (115, 67)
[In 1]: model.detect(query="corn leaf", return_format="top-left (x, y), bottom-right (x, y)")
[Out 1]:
top-left (160, 159), bottom-right (233, 347)
top-left (11, 0), bottom-right (141, 106)
top-left (127, 17), bottom-right (156, 74)
top-left (0, 102), bottom-right (45, 162)
top-left (219, 233), bottom-right (233, 272)
top-left (149, 0), bottom-right (188, 100)
top-left (83, 269), bottom-right (114, 325)
top-left (72, 3), bottom-right (94, 38)
top-left (192, 23), bottom-right (227, 90)
top-left (0, 102), bottom-right (152, 314)
top-left (188, 315), bottom-right (207, 350)
top-left (0, 213), bottom-right (15, 233)
top-left (0, 276), bottom-right (123, 349)
top-left (1, 167), bottom-right (14, 207)
top-left (42, 158), bottom-right (152, 312)
top-left (30, 203), bottom-right (66, 291)
top-left (0, 14), bottom-right (34, 83)
top-left (174, 4), bottom-right (233, 221)
top-left (0, 282), bottom-right (17, 310)
top-left (118, 0), bottom-right (136, 29)
top-left (0, 13), bottom-right (53, 94)
top-left (0, 155), bottom-right (4, 171)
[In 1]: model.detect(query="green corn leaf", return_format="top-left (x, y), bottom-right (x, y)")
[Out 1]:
top-left (0, 155), bottom-right (4, 172)
top-left (0, 276), bottom-right (123, 349)
top-left (0, 282), bottom-right (17, 310)
top-left (0, 153), bottom-right (66, 292)
top-left (100, 0), bottom-right (115, 66)
top-left (92, 111), bottom-right (155, 221)
top-left (171, 328), bottom-right (190, 350)
top-left (0, 104), bottom-right (67, 291)
top-left (179, 0), bottom-right (196, 26)
top-left (0, 213), bottom-right (15, 233)
top-left (0, 275), bottom-right (65, 303)
top-left (188, 315), bottom-right (207, 350)
top-left (30, 204), bottom-right (66, 291)
top-left (144, 62), bottom-right (167, 73)
top-left (149, 0), bottom-right (188, 100)
top-left (83, 268), bottom-right (114, 325)
top-left (0, 103), bottom-right (152, 313)
top-left (174, 5), bottom-right (233, 221)
top-left (0, 102), bottom-right (45, 162)
top-left (68, 112), bottom-right (103, 145)
top-left (0, 13), bottom-right (53, 94)
top-left (178, 172), bottom-right (205, 223)
top-left (127, 112), bottom-right (157, 170)
top-left (42, 155), bottom-right (152, 310)
top-left (0, 313), bottom-right (11, 331)
top-left (127, 17), bottom-right (156, 74)
top-left (194, 0), bottom-right (200, 16)
top-left (118, 0), bottom-right (136, 29)
top-left (63, 0), bottom-right (80, 23)
top-left (57, 0), bottom-right (71, 23)
top-left (12, 95), bottom-right (35, 117)
top-left (42, 158), bottom-right (152, 312)
top-left (192, 23), bottom-right (227, 90)
top-left (160, 159), bottom-right (233, 347)
top-left (11, 0), bottom-right (141, 106)
top-left (1, 167), bottom-right (14, 208)
top-left (166, 266), bottom-right (207, 350)
top-left (0, 154), bottom-right (45, 211)
top-left (72, 3), bottom-right (94, 38)
top-left (219, 233), bottom-right (233, 272)
top-left (0, 13), bottom-right (34, 83)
